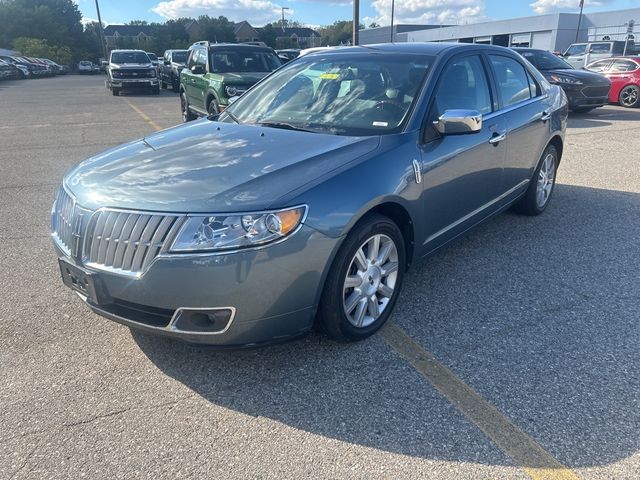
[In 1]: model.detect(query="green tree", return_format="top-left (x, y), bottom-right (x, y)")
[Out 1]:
top-left (258, 24), bottom-right (277, 48)
top-left (191, 15), bottom-right (235, 43)
top-left (12, 36), bottom-right (73, 64)
top-left (319, 20), bottom-right (356, 46)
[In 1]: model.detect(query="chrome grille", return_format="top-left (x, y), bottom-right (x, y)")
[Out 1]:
top-left (51, 187), bottom-right (76, 256)
top-left (85, 210), bottom-right (181, 276)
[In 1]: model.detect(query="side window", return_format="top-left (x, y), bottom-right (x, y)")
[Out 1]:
top-left (587, 60), bottom-right (612, 72)
top-left (489, 55), bottom-right (532, 108)
top-left (610, 60), bottom-right (637, 73)
top-left (187, 49), bottom-right (196, 69)
top-left (433, 55), bottom-right (492, 116)
top-left (589, 43), bottom-right (611, 54)
top-left (526, 70), bottom-right (541, 97)
top-left (566, 44), bottom-right (586, 56)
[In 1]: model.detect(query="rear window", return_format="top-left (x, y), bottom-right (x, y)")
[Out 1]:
top-left (209, 49), bottom-right (281, 73)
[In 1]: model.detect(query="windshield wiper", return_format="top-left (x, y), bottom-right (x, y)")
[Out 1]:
top-left (256, 121), bottom-right (314, 133)
top-left (222, 110), bottom-right (241, 124)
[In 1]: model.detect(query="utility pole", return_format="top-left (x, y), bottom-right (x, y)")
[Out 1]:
top-left (575, 0), bottom-right (584, 43)
top-left (94, 0), bottom-right (108, 61)
top-left (353, 0), bottom-right (359, 46)
top-left (281, 7), bottom-right (289, 32)
top-left (390, 0), bottom-right (395, 42)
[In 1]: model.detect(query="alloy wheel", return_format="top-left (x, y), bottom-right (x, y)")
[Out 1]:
top-left (536, 153), bottom-right (556, 208)
top-left (620, 86), bottom-right (639, 107)
top-left (342, 234), bottom-right (399, 328)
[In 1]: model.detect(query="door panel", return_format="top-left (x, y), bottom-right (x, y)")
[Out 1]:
top-left (488, 54), bottom-right (549, 189)
top-left (418, 54), bottom-right (507, 249)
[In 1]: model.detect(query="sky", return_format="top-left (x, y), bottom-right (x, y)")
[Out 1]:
top-left (77, 0), bottom-right (640, 28)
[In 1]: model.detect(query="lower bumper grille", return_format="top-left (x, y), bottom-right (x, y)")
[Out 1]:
top-left (582, 85), bottom-right (610, 98)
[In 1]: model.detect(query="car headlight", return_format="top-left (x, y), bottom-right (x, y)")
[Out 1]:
top-left (170, 206), bottom-right (307, 253)
top-left (225, 85), bottom-right (238, 97)
top-left (549, 74), bottom-right (583, 85)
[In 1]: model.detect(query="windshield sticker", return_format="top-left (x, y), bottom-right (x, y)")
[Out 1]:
top-left (372, 121), bottom-right (389, 127)
top-left (319, 73), bottom-right (340, 80)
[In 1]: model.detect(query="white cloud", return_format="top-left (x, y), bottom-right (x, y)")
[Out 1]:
top-left (369, 0), bottom-right (487, 26)
top-left (152, 0), bottom-right (286, 25)
top-left (530, 0), bottom-right (615, 15)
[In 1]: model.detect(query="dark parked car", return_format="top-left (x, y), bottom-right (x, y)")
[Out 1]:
top-left (160, 49), bottom-right (189, 92)
top-left (0, 56), bottom-right (47, 77)
top-left (0, 59), bottom-right (22, 80)
top-left (106, 49), bottom-right (159, 96)
top-left (180, 41), bottom-right (282, 118)
top-left (52, 43), bottom-right (567, 347)
top-left (586, 56), bottom-right (640, 108)
top-left (513, 47), bottom-right (610, 113)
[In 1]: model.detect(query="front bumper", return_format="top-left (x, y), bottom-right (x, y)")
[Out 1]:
top-left (54, 225), bottom-right (340, 346)
top-left (561, 84), bottom-right (610, 109)
top-left (109, 78), bottom-right (159, 89)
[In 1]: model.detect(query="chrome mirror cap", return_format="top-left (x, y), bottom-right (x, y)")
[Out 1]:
top-left (434, 109), bottom-right (483, 135)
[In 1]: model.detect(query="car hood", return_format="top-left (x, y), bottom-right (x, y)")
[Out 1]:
top-left (65, 120), bottom-right (379, 213)
top-left (219, 72), bottom-right (270, 85)
top-left (110, 63), bottom-right (154, 69)
top-left (541, 68), bottom-right (611, 85)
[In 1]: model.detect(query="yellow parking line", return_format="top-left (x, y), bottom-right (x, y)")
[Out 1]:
top-left (123, 99), bottom-right (163, 132)
top-left (380, 322), bottom-right (580, 480)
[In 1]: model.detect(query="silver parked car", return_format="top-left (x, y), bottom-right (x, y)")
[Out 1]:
top-left (52, 43), bottom-right (568, 347)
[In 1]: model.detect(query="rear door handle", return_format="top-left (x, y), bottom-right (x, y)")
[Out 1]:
top-left (489, 132), bottom-right (506, 145)
top-left (541, 111), bottom-right (552, 122)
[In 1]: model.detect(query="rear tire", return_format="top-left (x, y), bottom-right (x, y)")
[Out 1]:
top-left (152, 86), bottom-right (160, 95)
top-left (513, 144), bottom-right (558, 216)
top-left (316, 213), bottom-right (405, 342)
top-left (619, 85), bottom-right (640, 108)
top-left (172, 77), bottom-right (179, 93)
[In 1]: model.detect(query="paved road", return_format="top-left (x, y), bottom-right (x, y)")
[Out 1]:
top-left (1, 75), bottom-right (638, 479)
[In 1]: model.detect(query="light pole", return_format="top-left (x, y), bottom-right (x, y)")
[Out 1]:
top-left (575, 0), bottom-right (584, 43)
top-left (353, 0), bottom-right (359, 46)
top-left (281, 7), bottom-right (289, 32)
top-left (94, 0), bottom-right (108, 61)
top-left (390, 0), bottom-right (395, 42)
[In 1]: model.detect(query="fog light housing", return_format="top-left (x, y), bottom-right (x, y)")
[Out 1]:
top-left (172, 308), bottom-right (234, 333)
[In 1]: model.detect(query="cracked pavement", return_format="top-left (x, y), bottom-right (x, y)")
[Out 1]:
top-left (0, 75), bottom-right (639, 479)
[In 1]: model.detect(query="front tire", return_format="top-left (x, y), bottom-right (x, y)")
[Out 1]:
top-left (111, 88), bottom-right (120, 96)
top-left (316, 214), bottom-right (405, 342)
top-left (180, 91), bottom-right (196, 122)
top-left (207, 98), bottom-right (219, 116)
top-left (619, 85), bottom-right (640, 108)
top-left (513, 144), bottom-right (558, 216)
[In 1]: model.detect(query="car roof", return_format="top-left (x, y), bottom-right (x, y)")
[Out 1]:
top-left (306, 42), bottom-right (515, 57)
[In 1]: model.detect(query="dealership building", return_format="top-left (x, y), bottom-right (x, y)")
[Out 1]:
top-left (360, 8), bottom-right (639, 53)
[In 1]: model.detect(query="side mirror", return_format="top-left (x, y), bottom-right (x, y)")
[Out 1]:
top-left (191, 65), bottom-right (205, 75)
top-left (433, 110), bottom-right (482, 135)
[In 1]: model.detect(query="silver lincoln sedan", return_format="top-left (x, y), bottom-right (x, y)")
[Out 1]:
top-left (52, 43), bottom-right (567, 347)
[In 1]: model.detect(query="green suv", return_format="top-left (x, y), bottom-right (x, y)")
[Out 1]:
top-left (180, 42), bottom-right (282, 121)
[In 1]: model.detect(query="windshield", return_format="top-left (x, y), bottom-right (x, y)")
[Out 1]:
top-left (209, 49), bottom-right (281, 73)
top-left (519, 50), bottom-right (573, 70)
top-left (111, 51), bottom-right (150, 64)
top-left (172, 51), bottom-right (188, 63)
top-left (221, 53), bottom-right (433, 136)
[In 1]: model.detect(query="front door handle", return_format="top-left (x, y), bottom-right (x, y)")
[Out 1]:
top-left (489, 132), bottom-right (506, 145)
top-left (541, 111), bottom-right (552, 122)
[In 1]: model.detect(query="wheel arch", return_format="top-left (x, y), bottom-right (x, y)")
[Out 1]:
top-left (205, 90), bottom-right (220, 111)
top-left (547, 135), bottom-right (564, 165)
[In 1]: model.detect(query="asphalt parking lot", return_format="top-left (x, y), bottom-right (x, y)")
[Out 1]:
top-left (1, 75), bottom-right (639, 479)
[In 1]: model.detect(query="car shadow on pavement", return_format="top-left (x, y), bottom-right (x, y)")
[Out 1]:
top-left (568, 106), bottom-right (640, 129)
top-left (132, 183), bottom-right (640, 469)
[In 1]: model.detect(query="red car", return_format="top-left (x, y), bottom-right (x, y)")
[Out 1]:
top-left (586, 57), bottom-right (640, 108)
